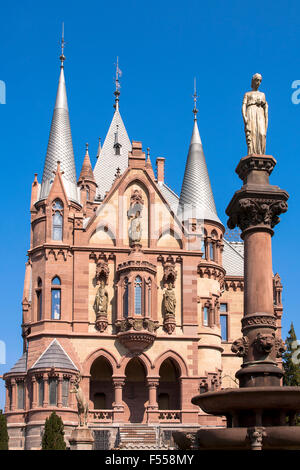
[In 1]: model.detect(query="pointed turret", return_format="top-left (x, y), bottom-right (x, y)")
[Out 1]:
top-left (78, 143), bottom-right (97, 210)
top-left (93, 59), bottom-right (132, 199)
top-left (39, 34), bottom-right (79, 204)
top-left (179, 85), bottom-right (221, 224)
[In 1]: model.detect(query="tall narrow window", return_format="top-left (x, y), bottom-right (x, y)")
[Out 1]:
top-left (220, 303), bottom-right (228, 341)
top-left (37, 278), bottom-right (43, 321)
top-left (147, 279), bottom-right (152, 317)
top-left (86, 187), bottom-right (90, 201)
top-left (209, 242), bottom-right (214, 261)
top-left (134, 276), bottom-right (142, 315)
top-left (17, 382), bottom-right (25, 409)
top-left (38, 378), bottom-right (44, 407)
top-left (203, 306), bottom-right (209, 326)
top-left (123, 277), bottom-right (129, 318)
top-left (49, 378), bottom-right (57, 406)
top-left (62, 378), bottom-right (69, 407)
top-left (51, 276), bottom-right (61, 320)
top-left (52, 199), bottom-right (63, 241)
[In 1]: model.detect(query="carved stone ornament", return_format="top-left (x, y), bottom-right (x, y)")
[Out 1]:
top-left (163, 313), bottom-right (176, 335)
top-left (162, 258), bottom-right (177, 287)
top-left (231, 336), bottom-right (249, 357)
top-left (275, 337), bottom-right (286, 358)
top-left (242, 314), bottom-right (276, 330)
top-left (95, 254), bottom-right (110, 284)
top-left (127, 189), bottom-right (144, 246)
top-left (115, 318), bottom-right (159, 334)
top-left (254, 332), bottom-right (275, 355)
top-left (247, 427), bottom-right (267, 451)
top-left (228, 198), bottom-right (288, 232)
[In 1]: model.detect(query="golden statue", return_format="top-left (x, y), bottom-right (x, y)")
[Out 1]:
top-left (93, 280), bottom-right (108, 318)
top-left (242, 73), bottom-right (268, 155)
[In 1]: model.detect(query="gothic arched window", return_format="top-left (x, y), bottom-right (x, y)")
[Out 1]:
top-left (147, 278), bottom-right (152, 317)
top-left (209, 242), bottom-right (214, 261)
top-left (123, 277), bottom-right (129, 318)
top-left (51, 276), bottom-right (61, 320)
top-left (134, 276), bottom-right (142, 315)
top-left (37, 278), bottom-right (43, 321)
top-left (52, 199), bottom-right (63, 241)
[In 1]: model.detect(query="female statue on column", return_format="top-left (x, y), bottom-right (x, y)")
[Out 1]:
top-left (242, 73), bottom-right (268, 155)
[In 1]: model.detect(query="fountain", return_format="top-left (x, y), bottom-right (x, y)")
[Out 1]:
top-left (190, 74), bottom-right (300, 450)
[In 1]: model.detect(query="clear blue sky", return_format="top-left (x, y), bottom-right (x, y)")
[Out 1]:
top-left (1, 0), bottom-right (300, 408)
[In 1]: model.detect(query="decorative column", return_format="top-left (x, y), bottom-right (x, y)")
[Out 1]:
top-left (4, 382), bottom-right (10, 413)
top-left (10, 379), bottom-right (16, 411)
top-left (146, 378), bottom-right (159, 423)
top-left (57, 374), bottom-right (63, 408)
top-left (226, 153), bottom-right (288, 387)
top-left (43, 374), bottom-right (49, 407)
top-left (112, 377), bottom-right (125, 422)
top-left (31, 375), bottom-right (37, 409)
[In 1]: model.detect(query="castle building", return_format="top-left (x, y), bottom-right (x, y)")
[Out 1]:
top-left (3, 51), bottom-right (284, 450)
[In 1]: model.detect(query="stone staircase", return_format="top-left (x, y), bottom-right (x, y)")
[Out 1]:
top-left (118, 425), bottom-right (162, 450)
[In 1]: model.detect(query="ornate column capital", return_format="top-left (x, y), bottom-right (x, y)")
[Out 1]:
top-left (146, 378), bottom-right (160, 388)
top-left (227, 193), bottom-right (288, 234)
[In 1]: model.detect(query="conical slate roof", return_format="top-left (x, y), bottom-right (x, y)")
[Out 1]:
top-left (39, 59), bottom-right (79, 203)
top-left (79, 145), bottom-right (96, 182)
top-left (7, 352), bottom-right (27, 374)
top-left (93, 105), bottom-right (131, 199)
top-left (178, 118), bottom-right (221, 224)
top-left (30, 339), bottom-right (78, 370)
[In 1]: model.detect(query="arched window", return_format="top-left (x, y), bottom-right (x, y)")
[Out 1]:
top-left (203, 306), bottom-right (209, 326)
top-left (37, 278), bottom-right (43, 320)
top-left (51, 276), bottom-right (61, 320)
top-left (52, 199), bottom-right (63, 241)
top-left (134, 276), bottom-right (142, 315)
top-left (49, 377), bottom-right (57, 406)
top-left (86, 187), bottom-right (90, 201)
top-left (123, 277), bottom-right (129, 318)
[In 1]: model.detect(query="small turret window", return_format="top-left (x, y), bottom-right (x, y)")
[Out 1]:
top-left (52, 199), bottom-right (63, 241)
top-left (203, 306), bottom-right (209, 326)
top-left (123, 277), bottom-right (129, 318)
top-left (51, 276), bottom-right (61, 320)
top-left (134, 276), bottom-right (142, 315)
top-left (37, 278), bottom-right (43, 321)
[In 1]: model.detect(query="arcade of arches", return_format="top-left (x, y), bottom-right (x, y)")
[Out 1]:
top-left (89, 355), bottom-right (182, 423)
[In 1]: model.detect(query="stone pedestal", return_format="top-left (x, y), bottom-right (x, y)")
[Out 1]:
top-left (69, 427), bottom-right (94, 450)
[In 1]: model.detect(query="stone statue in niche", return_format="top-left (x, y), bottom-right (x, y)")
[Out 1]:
top-left (127, 189), bottom-right (144, 246)
top-left (128, 210), bottom-right (142, 243)
top-left (163, 282), bottom-right (176, 315)
top-left (242, 73), bottom-right (268, 155)
top-left (94, 279), bottom-right (109, 332)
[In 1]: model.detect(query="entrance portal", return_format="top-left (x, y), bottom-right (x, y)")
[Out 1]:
top-left (123, 358), bottom-right (147, 423)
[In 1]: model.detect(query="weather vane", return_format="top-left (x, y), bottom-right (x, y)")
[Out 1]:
top-left (193, 77), bottom-right (198, 120)
top-left (114, 56), bottom-right (122, 92)
top-left (59, 22), bottom-right (66, 66)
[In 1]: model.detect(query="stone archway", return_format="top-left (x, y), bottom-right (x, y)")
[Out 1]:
top-left (158, 358), bottom-right (180, 410)
top-left (90, 356), bottom-right (113, 409)
top-left (123, 357), bottom-right (147, 423)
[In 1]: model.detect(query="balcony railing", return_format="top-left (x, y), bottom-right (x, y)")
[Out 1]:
top-left (158, 410), bottom-right (181, 422)
top-left (89, 409), bottom-right (113, 423)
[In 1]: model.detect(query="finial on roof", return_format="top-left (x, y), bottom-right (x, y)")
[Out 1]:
top-left (193, 77), bottom-right (198, 121)
top-left (85, 142), bottom-right (89, 153)
top-left (96, 137), bottom-right (101, 159)
top-left (114, 57), bottom-right (122, 111)
top-left (147, 147), bottom-right (151, 162)
top-left (59, 22), bottom-right (66, 68)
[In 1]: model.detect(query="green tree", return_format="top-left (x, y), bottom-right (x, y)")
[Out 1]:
top-left (282, 322), bottom-right (300, 386)
top-left (42, 412), bottom-right (66, 450)
top-left (0, 410), bottom-right (9, 450)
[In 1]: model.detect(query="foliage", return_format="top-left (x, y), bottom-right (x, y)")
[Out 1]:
top-left (282, 322), bottom-right (300, 386)
top-left (0, 410), bottom-right (9, 450)
top-left (42, 411), bottom-right (66, 450)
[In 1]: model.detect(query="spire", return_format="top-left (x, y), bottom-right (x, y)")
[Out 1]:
top-left (114, 56), bottom-right (122, 111)
top-left (39, 26), bottom-right (79, 204)
top-left (96, 137), bottom-right (101, 159)
top-left (78, 143), bottom-right (96, 183)
top-left (178, 82), bottom-right (221, 224)
top-left (93, 58), bottom-right (131, 199)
